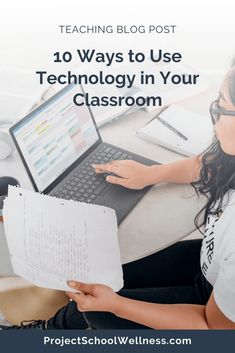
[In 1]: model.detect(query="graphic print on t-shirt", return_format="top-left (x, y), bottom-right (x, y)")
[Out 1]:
top-left (200, 212), bottom-right (220, 277)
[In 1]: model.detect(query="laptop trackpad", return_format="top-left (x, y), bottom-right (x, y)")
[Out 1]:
top-left (96, 182), bottom-right (151, 224)
top-left (99, 184), bottom-right (146, 207)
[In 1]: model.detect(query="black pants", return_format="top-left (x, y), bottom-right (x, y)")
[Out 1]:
top-left (47, 239), bottom-right (212, 329)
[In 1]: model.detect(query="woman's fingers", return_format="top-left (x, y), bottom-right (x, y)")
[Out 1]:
top-left (106, 175), bottom-right (128, 187)
top-left (66, 281), bottom-right (99, 312)
top-left (66, 291), bottom-right (88, 311)
top-left (92, 162), bottom-right (130, 187)
top-left (67, 281), bottom-right (95, 294)
top-left (92, 162), bottom-right (119, 174)
top-left (66, 283), bottom-right (118, 313)
top-left (66, 291), bottom-right (77, 300)
top-left (92, 163), bottom-right (111, 174)
top-left (91, 160), bottom-right (149, 190)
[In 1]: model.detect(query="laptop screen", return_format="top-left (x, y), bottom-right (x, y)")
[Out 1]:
top-left (11, 85), bottom-right (100, 192)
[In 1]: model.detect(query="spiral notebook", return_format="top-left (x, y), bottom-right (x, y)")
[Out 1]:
top-left (2, 186), bottom-right (123, 292)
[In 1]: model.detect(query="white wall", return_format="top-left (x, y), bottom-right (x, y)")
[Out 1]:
top-left (0, 0), bottom-right (234, 76)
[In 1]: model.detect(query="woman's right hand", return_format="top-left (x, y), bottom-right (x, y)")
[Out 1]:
top-left (92, 160), bottom-right (156, 190)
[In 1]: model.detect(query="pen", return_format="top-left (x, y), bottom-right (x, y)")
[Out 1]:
top-left (156, 115), bottom-right (188, 141)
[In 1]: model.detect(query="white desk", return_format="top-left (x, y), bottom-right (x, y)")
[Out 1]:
top-left (0, 82), bottom-right (219, 274)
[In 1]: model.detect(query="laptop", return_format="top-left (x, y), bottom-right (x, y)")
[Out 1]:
top-left (9, 85), bottom-right (157, 224)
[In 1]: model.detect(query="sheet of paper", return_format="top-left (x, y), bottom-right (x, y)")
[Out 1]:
top-left (3, 186), bottom-right (123, 292)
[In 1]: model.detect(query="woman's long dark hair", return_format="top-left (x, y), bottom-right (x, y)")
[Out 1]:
top-left (192, 67), bottom-right (235, 229)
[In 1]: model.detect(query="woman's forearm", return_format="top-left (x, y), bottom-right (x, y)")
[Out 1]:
top-left (148, 156), bottom-right (201, 185)
top-left (114, 296), bottom-right (208, 329)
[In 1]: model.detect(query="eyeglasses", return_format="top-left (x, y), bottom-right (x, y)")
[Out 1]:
top-left (210, 99), bottom-right (235, 124)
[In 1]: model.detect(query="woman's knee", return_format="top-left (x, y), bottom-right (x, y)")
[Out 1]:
top-left (83, 310), bottom-right (148, 329)
top-left (83, 311), bottom-right (117, 329)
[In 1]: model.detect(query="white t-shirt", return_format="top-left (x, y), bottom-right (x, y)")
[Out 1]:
top-left (200, 190), bottom-right (235, 322)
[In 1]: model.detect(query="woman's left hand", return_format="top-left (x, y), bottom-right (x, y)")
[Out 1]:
top-left (66, 281), bottom-right (120, 313)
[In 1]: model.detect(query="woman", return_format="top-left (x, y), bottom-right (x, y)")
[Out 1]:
top-left (2, 67), bottom-right (235, 330)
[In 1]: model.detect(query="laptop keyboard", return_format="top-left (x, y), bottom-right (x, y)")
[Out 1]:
top-left (51, 144), bottom-right (134, 203)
